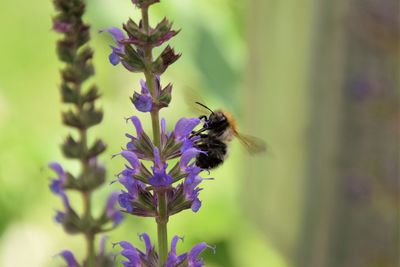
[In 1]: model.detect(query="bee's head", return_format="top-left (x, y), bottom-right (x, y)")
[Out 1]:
top-left (207, 110), bottom-right (228, 129)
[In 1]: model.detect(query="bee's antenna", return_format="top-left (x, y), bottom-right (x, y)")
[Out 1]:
top-left (195, 102), bottom-right (214, 114)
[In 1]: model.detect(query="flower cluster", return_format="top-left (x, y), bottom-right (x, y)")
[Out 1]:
top-left (117, 115), bottom-right (205, 217)
top-left (104, 0), bottom-right (214, 265)
top-left (116, 234), bottom-right (213, 267)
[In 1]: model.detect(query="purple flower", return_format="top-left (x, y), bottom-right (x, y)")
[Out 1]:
top-left (132, 80), bottom-right (153, 112)
top-left (187, 242), bottom-right (210, 267)
top-left (59, 250), bottom-right (80, 267)
top-left (118, 175), bottom-right (145, 213)
top-left (149, 148), bottom-right (173, 187)
top-left (115, 233), bottom-right (155, 267)
top-left (165, 236), bottom-right (212, 267)
top-left (179, 148), bottom-right (201, 172)
top-left (183, 170), bottom-right (203, 212)
top-left (49, 162), bottom-right (71, 221)
top-left (121, 150), bottom-right (141, 171)
top-left (128, 116), bottom-right (144, 137)
top-left (102, 27), bottom-right (125, 66)
top-left (49, 162), bottom-right (67, 194)
top-left (174, 118), bottom-right (200, 142)
top-left (105, 192), bottom-right (124, 227)
top-left (117, 241), bottom-right (141, 267)
top-left (173, 117), bottom-right (201, 153)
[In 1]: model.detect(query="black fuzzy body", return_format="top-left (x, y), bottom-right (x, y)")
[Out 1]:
top-left (192, 111), bottom-right (232, 170)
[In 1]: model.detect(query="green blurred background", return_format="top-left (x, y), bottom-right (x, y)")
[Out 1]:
top-left (0, 0), bottom-right (398, 266)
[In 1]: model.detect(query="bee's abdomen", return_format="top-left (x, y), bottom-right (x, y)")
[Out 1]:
top-left (195, 139), bottom-right (227, 170)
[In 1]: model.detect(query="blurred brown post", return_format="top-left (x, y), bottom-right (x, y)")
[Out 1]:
top-left (297, 0), bottom-right (400, 267)
top-left (246, 0), bottom-right (399, 266)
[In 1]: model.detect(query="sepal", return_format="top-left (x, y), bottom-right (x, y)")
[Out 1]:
top-left (78, 161), bottom-right (106, 191)
top-left (61, 83), bottom-right (79, 103)
top-left (62, 135), bottom-right (85, 159)
top-left (62, 104), bottom-right (103, 129)
top-left (58, 207), bottom-right (82, 234)
top-left (87, 139), bottom-right (106, 158)
top-left (57, 39), bottom-right (75, 63)
top-left (152, 45), bottom-right (181, 75)
top-left (119, 44), bottom-right (146, 72)
top-left (157, 82), bottom-right (173, 108)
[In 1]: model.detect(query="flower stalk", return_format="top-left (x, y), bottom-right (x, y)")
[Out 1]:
top-left (139, 5), bottom-right (169, 264)
top-left (104, 0), bottom-right (214, 266)
top-left (49, 0), bottom-right (123, 266)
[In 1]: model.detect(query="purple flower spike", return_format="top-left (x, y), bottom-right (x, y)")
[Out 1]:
top-left (106, 192), bottom-right (124, 227)
top-left (59, 250), bottom-right (80, 267)
top-left (174, 118), bottom-right (200, 141)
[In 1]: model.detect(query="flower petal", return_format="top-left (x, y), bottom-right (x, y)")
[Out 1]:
top-left (174, 118), bottom-right (200, 141)
top-left (188, 242), bottom-right (208, 267)
top-left (129, 116), bottom-right (144, 136)
top-left (133, 93), bottom-right (152, 112)
top-left (59, 250), bottom-right (80, 267)
top-left (139, 233), bottom-right (152, 255)
top-left (107, 27), bottom-right (125, 44)
top-left (191, 198), bottom-right (201, 212)
top-left (121, 150), bottom-right (141, 170)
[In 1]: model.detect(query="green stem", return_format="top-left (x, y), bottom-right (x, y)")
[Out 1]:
top-left (79, 96), bottom-right (95, 266)
top-left (141, 5), bottom-right (169, 266)
top-left (156, 191), bottom-right (169, 265)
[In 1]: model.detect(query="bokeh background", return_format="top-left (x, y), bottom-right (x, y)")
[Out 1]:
top-left (0, 0), bottom-right (399, 266)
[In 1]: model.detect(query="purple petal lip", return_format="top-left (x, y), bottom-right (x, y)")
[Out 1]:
top-left (188, 242), bottom-right (209, 267)
top-left (109, 48), bottom-right (121, 65)
top-left (106, 192), bottom-right (124, 226)
top-left (106, 27), bottom-right (125, 44)
top-left (191, 198), bottom-right (202, 212)
top-left (49, 162), bottom-right (65, 176)
top-left (133, 94), bottom-right (152, 112)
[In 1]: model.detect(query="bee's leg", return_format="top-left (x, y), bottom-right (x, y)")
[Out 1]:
top-left (190, 128), bottom-right (208, 138)
top-left (198, 115), bottom-right (208, 121)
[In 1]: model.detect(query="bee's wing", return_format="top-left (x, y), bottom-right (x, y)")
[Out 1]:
top-left (235, 133), bottom-right (267, 154)
top-left (184, 88), bottom-right (211, 116)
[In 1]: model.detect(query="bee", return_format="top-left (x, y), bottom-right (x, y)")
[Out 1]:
top-left (190, 102), bottom-right (266, 170)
